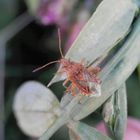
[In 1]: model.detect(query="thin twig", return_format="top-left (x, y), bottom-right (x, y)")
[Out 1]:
top-left (0, 12), bottom-right (33, 42)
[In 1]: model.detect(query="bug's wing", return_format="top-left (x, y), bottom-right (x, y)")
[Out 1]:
top-left (82, 71), bottom-right (102, 97)
top-left (88, 82), bottom-right (101, 97)
top-left (74, 71), bottom-right (89, 87)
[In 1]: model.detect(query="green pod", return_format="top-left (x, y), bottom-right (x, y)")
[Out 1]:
top-left (102, 84), bottom-right (127, 140)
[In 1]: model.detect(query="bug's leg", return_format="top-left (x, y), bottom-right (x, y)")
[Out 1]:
top-left (66, 80), bottom-right (76, 96)
top-left (65, 84), bottom-right (72, 94)
top-left (63, 79), bottom-right (69, 88)
top-left (88, 66), bottom-right (101, 75)
top-left (71, 84), bottom-right (76, 96)
top-left (70, 78), bottom-right (89, 94)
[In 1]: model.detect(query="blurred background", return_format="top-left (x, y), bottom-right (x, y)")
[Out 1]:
top-left (0, 0), bottom-right (140, 140)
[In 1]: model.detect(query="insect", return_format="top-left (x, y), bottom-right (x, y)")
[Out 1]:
top-left (33, 29), bottom-right (101, 96)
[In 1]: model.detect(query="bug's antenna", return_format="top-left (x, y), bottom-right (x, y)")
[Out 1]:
top-left (58, 28), bottom-right (64, 58)
top-left (33, 60), bottom-right (60, 72)
top-left (33, 29), bottom-right (63, 73)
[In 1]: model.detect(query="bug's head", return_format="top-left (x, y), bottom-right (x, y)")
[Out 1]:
top-left (60, 58), bottom-right (72, 69)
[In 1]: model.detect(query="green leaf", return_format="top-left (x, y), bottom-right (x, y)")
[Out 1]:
top-left (102, 83), bottom-right (127, 140)
top-left (68, 121), bottom-right (112, 140)
top-left (48, 0), bottom-right (138, 86)
top-left (13, 81), bottom-right (60, 137)
top-left (73, 14), bottom-right (140, 120)
top-left (39, 95), bottom-right (83, 140)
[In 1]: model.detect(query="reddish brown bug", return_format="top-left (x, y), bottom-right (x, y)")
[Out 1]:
top-left (33, 29), bottom-right (101, 96)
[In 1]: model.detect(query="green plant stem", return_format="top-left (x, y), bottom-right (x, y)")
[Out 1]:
top-left (39, 95), bottom-right (82, 140)
top-left (0, 12), bottom-right (33, 42)
top-left (0, 43), bottom-right (5, 140)
top-left (39, 116), bottom-right (69, 140)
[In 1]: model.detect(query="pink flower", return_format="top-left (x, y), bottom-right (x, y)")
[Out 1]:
top-left (37, 0), bottom-right (78, 26)
top-left (96, 117), bottom-right (140, 140)
top-left (37, 0), bottom-right (63, 25)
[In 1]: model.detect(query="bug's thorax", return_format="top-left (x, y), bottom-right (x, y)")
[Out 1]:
top-left (59, 58), bottom-right (84, 74)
